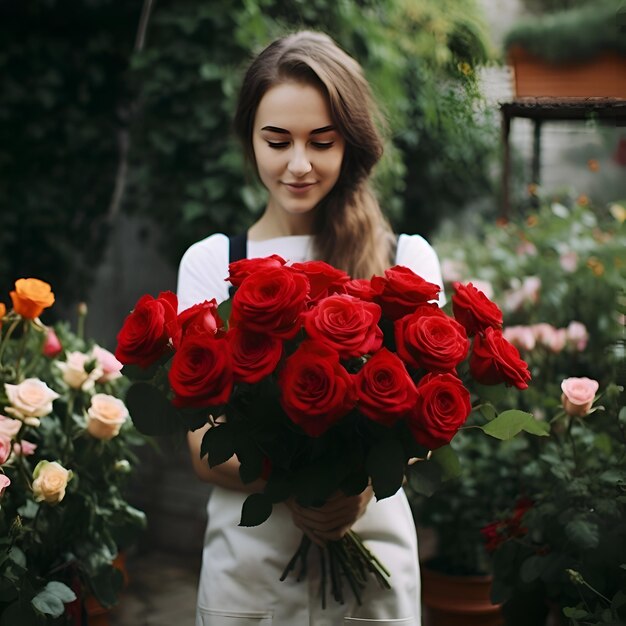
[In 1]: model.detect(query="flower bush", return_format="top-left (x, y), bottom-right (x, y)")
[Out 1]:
top-left (0, 279), bottom-right (146, 625)
top-left (410, 195), bottom-right (624, 589)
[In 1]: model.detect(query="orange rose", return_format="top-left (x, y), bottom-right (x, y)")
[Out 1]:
top-left (10, 279), bottom-right (55, 319)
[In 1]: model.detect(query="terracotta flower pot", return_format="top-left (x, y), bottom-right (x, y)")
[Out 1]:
top-left (508, 46), bottom-right (626, 99)
top-left (421, 567), bottom-right (503, 626)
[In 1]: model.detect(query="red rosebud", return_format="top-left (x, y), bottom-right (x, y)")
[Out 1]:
top-left (290, 260), bottom-right (350, 303)
top-left (231, 266), bottom-right (309, 339)
top-left (42, 328), bottom-right (63, 358)
top-left (408, 372), bottom-right (471, 450)
top-left (302, 294), bottom-right (382, 359)
top-left (168, 334), bottom-right (233, 407)
top-left (356, 348), bottom-right (418, 426)
top-left (452, 282), bottom-right (503, 336)
top-left (177, 299), bottom-right (224, 345)
top-left (226, 326), bottom-right (283, 384)
top-left (395, 304), bottom-right (469, 373)
top-left (344, 278), bottom-right (377, 302)
top-left (115, 292), bottom-right (178, 368)
top-left (279, 341), bottom-right (357, 437)
top-left (228, 255), bottom-right (287, 289)
top-left (371, 265), bottom-right (440, 321)
top-left (470, 327), bottom-right (531, 390)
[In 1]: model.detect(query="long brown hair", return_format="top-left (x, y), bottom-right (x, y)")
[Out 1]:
top-left (233, 31), bottom-right (395, 279)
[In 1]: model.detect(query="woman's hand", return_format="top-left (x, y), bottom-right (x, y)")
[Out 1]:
top-left (286, 486), bottom-right (374, 546)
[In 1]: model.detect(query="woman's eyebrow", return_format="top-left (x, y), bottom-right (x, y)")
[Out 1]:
top-left (260, 125), bottom-right (336, 135)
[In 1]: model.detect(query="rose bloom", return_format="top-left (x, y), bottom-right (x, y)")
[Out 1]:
top-left (115, 291), bottom-right (179, 368)
top-left (56, 351), bottom-right (104, 391)
top-left (227, 326), bottom-right (283, 384)
top-left (452, 282), bottom-right (503, 336)
top-left (565, 321), bottom-right (588, 352)
top-left (371, 265), bottom-right (441, 321)
top-left (532, 323), bottom-right (566, 353)
top-left (395, 304), bottom-right (469, 372)
top-left (344, 279), bottom-right (377, 302)
top-left (279, 341), bottom-right (357, 437)
top-left (5, 378), bottom-right (60, 426)
top-left (228, 255), bottom-right (287, 289)
top-left (42, 328), bottom-right (63, 358)
top-left (13, 440), bottom-right (37, 457)
top-left (470, 328), bottom-right (531, 390)
top-left (10, 278), bottom-right (55, 319)
top-left (408, 373), bottom-right (472, 450)
top-left (559, 250), bottom-right (578, 273)
top-left (561, 377), bottom-right (599, 417)
top-left (169, 335), bottom-right (233, 407)
top-left (32, 460), bottom-right (72, 504)
top-left (356, 348), bottom-right (418, 426)
top-left (0, 415), bottom-right (22, 439)
top-left (91, 345), bottom-right (123, 383)
top-left (303, 294), bottom-right (383, 359)
top-left (231, 266), bottom-right (309, 339)
top-left (290, 260), bottom-right (350, 303)
top-left (177, 300), bottom-right (224, 344)
top-left (0, 436), bottom-right (12, 465)
top-left (87, 394), bottom-right (129, 440)
top-left (503, 326), bottom-right (536, 352)
top-left (0, 474), bottom-right (10, 497)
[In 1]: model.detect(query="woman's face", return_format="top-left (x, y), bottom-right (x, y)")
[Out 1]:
top-left (252, 81), bottom-right (345, 220)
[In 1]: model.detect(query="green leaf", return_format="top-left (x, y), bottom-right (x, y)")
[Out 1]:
top-left (366, 437), bottom-right (405, 500)
top-left (407, 459), bottom-right (443, 497)
top-left (0, 600), bottom-right (40, 626)
top-left (481, 410), bottom-right (537, 440)
top-left (520, 555), bottom-right (546, 583)
top-left (521, 418), bottom-right (550, 437)
top-left (431, 444), bottom-right (461, 480)
top-left (619, 406), bottom-right (626, 425)
top-left (31, 591), bottom-right (64, 618)
top-left (217, 298), bottom-right (232, 328)
top-left (200, 423), bottom-right (235, 468)
top-left (125, 382), bottom-right (182, 436)
top-left (8, 547), bottom-right (26, 569)
top-left (239, 493), bottom-right (272, 527)
top-left (121, 362), bottom-right (160, 382)
top-left (44, 581), bottom-right (76, 603)
top-left (565, 519), bottom-right (599, 549)
top-left (89, 566), bottom-right (124, 608)
top-left (563, 607), bottom-right (590, 619)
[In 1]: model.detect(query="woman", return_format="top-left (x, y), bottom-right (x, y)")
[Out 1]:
top-left (177, 30), bottom-right (445, 626)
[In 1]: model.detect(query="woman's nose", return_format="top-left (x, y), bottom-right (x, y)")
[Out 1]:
top-left (287, 147), bottom-right (312, 178)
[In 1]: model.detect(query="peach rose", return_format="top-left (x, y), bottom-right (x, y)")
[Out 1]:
top-left (10, 278), bottom-right (55, 319)
top-left (86, 394), bottom-right (128, 440)
top-left (0, 474), bottom-right (10, 497)
top-left (32, 461), bottom-right (72, 504)
top-left (92, 345), bottom-right (123, 383)
top-left (56, 351), bottom-right (103, 391)
top-left (4, 378), bottom-right (60, 426)
top-left (0, 415), bottom-right (22, 439)
top-left (561, 377), bottom-right (599, 417)
top-left (0, 436), bottom-right (12, 465)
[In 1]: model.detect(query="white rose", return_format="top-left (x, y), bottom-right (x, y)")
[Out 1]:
top-left (86, 394), bottom-right (128, 440)
top-left (4, 379), bottom-right (60, 426)
top-left (56, 351), bottom-right (104, 391)
top-left (32, 461), bottom-right (72, 504)
top-left (92, 345), bottom-right (123, 383)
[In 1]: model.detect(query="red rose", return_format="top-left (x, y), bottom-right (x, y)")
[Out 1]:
top-left (452, 282), bottom-right (503, 335)
top-left (226, 326), bottom-right (283, 384)
top-left (177, 299), bottom-right (224, 345)
top-left (408, 372), bottom-right (471, 449)
top-left (168, 334), bottom-right (233, 407)
top-left (470, 327), bottom-right (531, 390)
top-left (279, 341), bottom-right (357, 437)
top-left (228, 255), bottom-right (287, 289)
top-left (344, 278), bottom-right (376, 302)
top-left (303, 294), bottom-right (382, 359)
top-left (356, 348), bottom-right (418, 426)
top-left (115, 291), bottom-right (178, 368)
top-left (395, 304), bottom-right (469, 372)
top-left (231, 266), bottom-right (309, 339)
top-left (290, 260), bottom-right (350, 303)
top-left (371, 265), bottom-right (441, 320)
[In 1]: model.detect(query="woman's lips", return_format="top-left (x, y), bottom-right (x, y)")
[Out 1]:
top-left (283, 182), bottom-right (317, 194)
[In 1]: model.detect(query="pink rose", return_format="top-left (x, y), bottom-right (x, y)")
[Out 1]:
top-left (565, 321), bottom-right (588, 352)
top-left (0, 436), bottom-right (12, 465)
top-left (561, 377), bottom-right (599, 417)
top-left (92, 345), bottom-right (124, 383)
top-left (13, 440), bottom-right (37, 457)
top-left (532, 323), bottom-right (566, 352)
top-left (42, 328), bottom-right (63, 358)
top-left (0, 474), bottom-right (10, 497)
top-left (0, 415), bottom-right (22, 439)
top-left (559, 251), bottom-right (578, 273)
top-left (503, 326), bottom-right (536, 352)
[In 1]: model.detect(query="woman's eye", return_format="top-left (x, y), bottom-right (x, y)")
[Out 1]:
top-left (267, 142), bottom-right (289, 149)
top-left (312, 142), bottom-right (334, 150)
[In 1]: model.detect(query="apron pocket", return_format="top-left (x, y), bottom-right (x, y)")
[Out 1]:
top-left (197, 607), bottom-right (273, 626)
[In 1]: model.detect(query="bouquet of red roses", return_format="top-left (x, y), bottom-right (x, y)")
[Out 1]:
top-left (115, 257), bottom-right (541, 606)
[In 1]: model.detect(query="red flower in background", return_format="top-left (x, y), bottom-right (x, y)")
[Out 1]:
top-left (470, 327), bottom-right (531, 390)
top-left (452, 282), bottom-right (503, 336)
top-left (115, 291), bottom-right (178, 368)
top-left (279, 341), bottom-right (357, 437)
top-left (356, 348), bottom-right (418, 426)
top-left (231, 266), bottom-right (309, 339)
top-left (290, 260), bottom-right (350, 303)
top-left (228, 255), bottom-right (287, 289)
top-left (303, 294), bottom-right (382, 359)
top-left (227, 327), bottom-right (283, 384)
top-left (408, 373), bottom-right (471, 450)
top-left (481, 497), bottom-right (533, 552)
